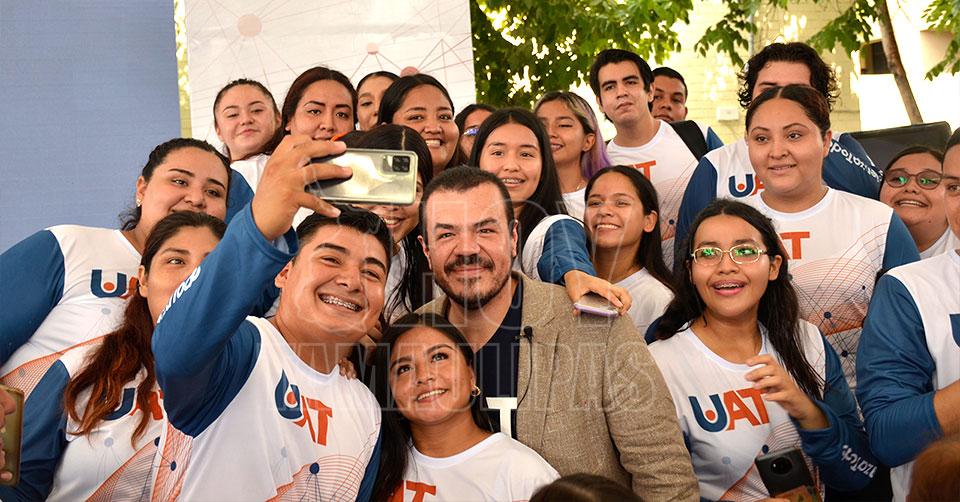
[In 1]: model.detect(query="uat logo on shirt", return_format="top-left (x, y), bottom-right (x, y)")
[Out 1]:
top-left (689, 387), bottom-right (770, 432)
top-left (728, 174), bottom-right (764, 198)
top-left (90, 269), bottom-right (138, 299)
top-left (275, 370), bottom-right (333, 445)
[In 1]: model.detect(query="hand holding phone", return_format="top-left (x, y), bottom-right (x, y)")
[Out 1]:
top-left (755, 447), bottom-right (821, 502)
top-left (573, 293), bottom-right (620, 317)
top-left (307, 148), bottom-right (419, 206)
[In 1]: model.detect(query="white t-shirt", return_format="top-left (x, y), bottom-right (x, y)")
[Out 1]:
top-left (919, 227), bottom-right (960, 260)
top-left (561, 188), bottom-right (586, 221)
top-left (649, 323), bottom-right (826, 501)
top-left (391, 432), bottom-right (559, 502)
top-left (743, 189), bottom-right (918, 391)
top-left (616, 268), bottom-right (672, 334)
top-left (606, 120), bottom-right (710, 265)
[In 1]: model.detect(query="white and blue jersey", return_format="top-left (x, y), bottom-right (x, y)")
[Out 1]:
top-left (225, 154), bottom-right (266, 223)
top-left (0, 225), bottom-right (140, 397)
top-left (920, 227), bottom-right (960, 260)
top-left (607, 120), bottom-right (724, 265)
top-left (151, 204), bottom-right (381, 501)
top-left (743, 189), bottom-right (920, 390)
top-left (649, 322), bottom-right (877, 501)
top-left (856, 250), bottom-right (960, 501)
top-left (676, 135), bottom-right (882, 260)
top-left (0, 341), bottom-right (163, 501)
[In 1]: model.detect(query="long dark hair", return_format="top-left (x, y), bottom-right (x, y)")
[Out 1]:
top-left (653, 199), bottom-right (823, 400)
top-left (584, 166), bottom-right (672, 290)
top-left (213, 78), bottom-right (283, 158)
top-left (469, 108), bottom-right (566, 249)
top-left (119, 138), bottom-right (230, 231)
top-left (280, 66), bottom-right (357, 131)
top-left (345, 125), bottom-right (435, 317)
top-left (371, 313), bottom-right (493, 501)
top-left (64, 211), bottom-right (227, 444)
top-left (378, 74), bottom-right (465, 170)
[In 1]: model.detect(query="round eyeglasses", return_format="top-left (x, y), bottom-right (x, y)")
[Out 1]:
top-left (883, 169), bottom-right (942, 190)
top-left (691, 244), bottom-right (767, 266)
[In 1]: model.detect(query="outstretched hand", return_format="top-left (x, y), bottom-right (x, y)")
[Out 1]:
top-left (251, 135), bottom-right (351, 241)
top-left (563, 270), bottom-right (632, 316)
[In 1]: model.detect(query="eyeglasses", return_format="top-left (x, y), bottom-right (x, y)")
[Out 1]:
top-left (691, 244), bottom-right (767, 266)
top-left (464, 126), bottom-right (480, 137)
top-left (883, 169), bottom-right (942, 190)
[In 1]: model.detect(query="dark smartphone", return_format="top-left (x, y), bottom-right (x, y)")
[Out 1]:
top-left (755, 447), bottom-right (821, 502)
top-left (306, 148), bottom-right (419, 205)
top-left (0, 385), bottom-right (24, 486)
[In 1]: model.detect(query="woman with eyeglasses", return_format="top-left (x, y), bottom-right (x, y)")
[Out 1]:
top-left (740, 84), bottom-right (919, 394)
top-left (879, 146), bottom-right (958, 259)
top-left (454, 103), bottom-right (495, 160)
top-left (650, 198), bottom-right (876, 500)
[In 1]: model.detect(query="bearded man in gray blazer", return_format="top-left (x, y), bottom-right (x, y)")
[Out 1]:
top-left (409, 166), bottom-right (698, 499)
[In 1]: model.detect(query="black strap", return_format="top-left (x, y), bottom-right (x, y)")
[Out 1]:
top-left (669, 120), bottom-right (708, 161)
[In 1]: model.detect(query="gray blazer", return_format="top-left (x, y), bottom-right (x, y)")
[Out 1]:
top-left (418, 274), bottom-right (699, 500)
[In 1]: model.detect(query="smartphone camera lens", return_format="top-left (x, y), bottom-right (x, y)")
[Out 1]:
top-left (392, 156), bottom-right (410, 172)
top-left (770, 457), bottom-right (793, 475)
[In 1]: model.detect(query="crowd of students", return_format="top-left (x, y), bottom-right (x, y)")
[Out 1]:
top-left (0, 40), bottom-right (958, 501)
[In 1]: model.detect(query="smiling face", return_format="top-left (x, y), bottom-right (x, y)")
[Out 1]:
top-left (357, 76), bottom-right (395, 131)
top-left (392, 85), bottom-right (459, 169)
top-left (651, 75), bottom-right (688, 123)
top-left (585, 172), bottom-right (657, 253)
top-left (689, 214), bottom-right (782, 324)
top-left (274, 225), bottom-right (387, 341)
top-left (285, 80), bottom-right (355, 140)
top-left (365, 174), bottom-right (424, 244)
top-left (880, 152), bottom-right (946, 230)
top-left (389, 326), bottom-right (476, 426)
top-left (596, 60), bottom-right (653, 127)
top-left (420, 183), bottom-right (517, 310)
top-left (139, 226), bottom-right (221, 323)
top-left (536, 99), bottom-right (595, 170)
top-left (214, 84), bottom-right (280, 161)
top-left (747, 97), bottom-right (831, 202)
top-left (478, 122), bottom-right (542, 211)
top-left (135, 147), bottom-right (229, 234)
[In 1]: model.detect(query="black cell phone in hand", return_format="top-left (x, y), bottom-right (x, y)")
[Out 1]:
top-left (755, 447), bottom-right (821, 502)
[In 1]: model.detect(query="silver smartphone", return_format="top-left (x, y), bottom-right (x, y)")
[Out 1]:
top-left (306, 148), bottom-right (419, 205)
top-left (573, 293), bottom-right (620, 317)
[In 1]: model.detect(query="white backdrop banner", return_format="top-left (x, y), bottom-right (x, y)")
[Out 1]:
top-left (183, 0), bottom-right (476, 146)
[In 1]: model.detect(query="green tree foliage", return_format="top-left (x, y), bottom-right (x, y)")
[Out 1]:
top-left (470, 0), bottom-right (960, 107)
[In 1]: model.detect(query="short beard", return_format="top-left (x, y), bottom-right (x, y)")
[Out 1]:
top-left (436, 254), bottom-right (510, 310)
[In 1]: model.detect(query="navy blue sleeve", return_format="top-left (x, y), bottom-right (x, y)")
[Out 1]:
top-left (675, 158), bottom-right (718, 269)
top-left (797, 337), bottom-right (877, 491)
top-left (704, 127), bottom-right (724, 151)
top-left (355, 430), bottom-right (382, 502)
top-left (152, 204), bottom-right (295, 436)
top-left (882, 213), bottom-right (920, 270)
top-left (823, 135), bottom-right (883, 200)
top-left (536, 218), bottom-right (596, 284)
top-left (643, 316), bottom-right (662, 344)
top-left (856, 275), bottom-right (941, 466)
top-left (0, 230), bottom-right (65, 365)
top-left (0, 360), bottom-right (70, 501)
top-left (225, 168), bottom-right (255, 224)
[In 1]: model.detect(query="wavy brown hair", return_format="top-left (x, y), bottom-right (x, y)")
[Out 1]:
top-left (64, 212), bottom-right (226, 444)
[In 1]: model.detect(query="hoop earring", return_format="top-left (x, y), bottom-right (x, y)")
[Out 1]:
top-left (470, 385), bottom-right (481, 398)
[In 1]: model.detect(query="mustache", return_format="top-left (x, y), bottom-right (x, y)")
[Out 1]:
top-left (444, 254), bottom-right (494, 273)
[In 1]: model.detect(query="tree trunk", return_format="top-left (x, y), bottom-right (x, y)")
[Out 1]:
top-left (877, 0), bottom-right (924, 124)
